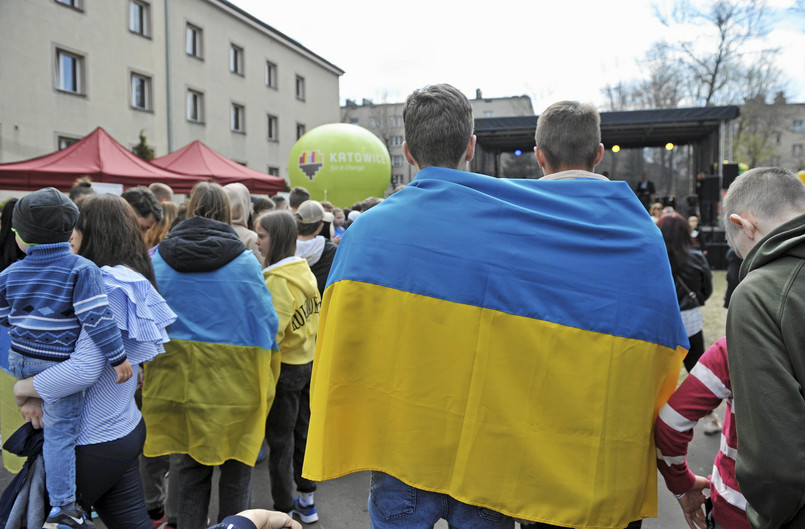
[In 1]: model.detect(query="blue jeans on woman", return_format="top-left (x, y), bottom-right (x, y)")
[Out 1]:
top-left (368, 471), bottom-right (513, 529)
top-left (8, 351), bottom-right (83, 507)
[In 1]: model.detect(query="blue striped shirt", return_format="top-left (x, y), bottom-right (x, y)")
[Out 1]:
top-left (33, 266), bottom-right (176, 444)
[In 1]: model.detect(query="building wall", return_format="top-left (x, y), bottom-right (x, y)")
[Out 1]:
top-left (771, 104), bottom-right (805, 172)
top-left (341, 93), bottom-right (534, 186)
top-left (0, 0), bottom-right (342, 185)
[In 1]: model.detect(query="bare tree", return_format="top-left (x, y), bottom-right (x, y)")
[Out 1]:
top-left (735, 91), bottom-right (785, 167)
top-left (654, 0), bottom-right (780, 106)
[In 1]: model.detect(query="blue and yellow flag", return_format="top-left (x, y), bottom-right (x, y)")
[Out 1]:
top-left (304, 167), bottom-right (688, 528)
top-left (143, 252), bottom-right (280, 466)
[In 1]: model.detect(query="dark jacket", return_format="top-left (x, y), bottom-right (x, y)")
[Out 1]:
top-left (726, 213), bottom-right (805, 529)
top-left (158, 217), bottom-right (246, 273)
top-left (310, 239), bottom-right (337, 295)
top-left (674, 248), bottom-right (712, 311)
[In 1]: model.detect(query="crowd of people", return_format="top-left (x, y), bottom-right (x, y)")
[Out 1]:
top-left (1, 83), bottom-right (803, 529)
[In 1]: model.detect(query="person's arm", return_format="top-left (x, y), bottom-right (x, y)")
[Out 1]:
top-left (14, 330), bottom-right (106, 403)
top-left (695, 252), bottom-right (713, 303)
top-left (728, 277), bottom-right (805, 528)
top-left (73, 264), bottom-right (131, 382)
top-left (655, 338), bottom-right (729, 526)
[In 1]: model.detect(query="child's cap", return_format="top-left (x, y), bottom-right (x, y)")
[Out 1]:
top-left (13, 187), bottom-right (79, 245)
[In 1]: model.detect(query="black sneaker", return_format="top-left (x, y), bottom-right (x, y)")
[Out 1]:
top-left (42, 503), bottom-right (96, 529)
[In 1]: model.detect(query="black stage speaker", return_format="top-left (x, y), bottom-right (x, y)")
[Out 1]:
top-left (699, 175), bottom-right (721, 202)
top-left (722, 163), bottom-right (739, 189)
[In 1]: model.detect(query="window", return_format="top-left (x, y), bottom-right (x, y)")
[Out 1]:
top-left (390, 116), bottom-right (403, 127)
top-left (265, 61), bottom-right (277, 88)
top-left (267, 115), bottom-right (278, 141)
top-left (56, 49), bottom-right (84, 94)
top-left (231, 103), bottom-right (245, 133)
top-left (389, 135), bottom-right (404, 146)
top-left (770, 155), bottom-right (782, 166)
top-left (187, 89), bottom-right (204, 123)
top-left (392, 155), bottom-right (404, 167)
top-left (392, 174), bottom-right (405, 186)
top-left (349, 118), bottom-right (359, 125)
top-left (55, 0), bottom-right (82, 9)
top-left (131, 73), bottom-right (152, 110)
top-left (368, 118), bottom-right (377, 128)
top-left (794, 120), bottom-right (804, 133)
top-left (129, 1), bottom-right (150, 36)
top-left (483, 111), bottom-right (494, 117)
top-left (230, 45), bottom-right (244, 75)
top-left (57, 136), bottom-right (80, 150)
top-left (186, 24), bottom-right (202, 58)
top-left (794, 144), bottom-right (804, 157)
top-left (770, 132), bottom-right (781, 145)
top-left (296, 123), bottom-right (306, 139)
top-left (295, 75), bottom-right (305, 101)
top-left (268, 166), bottom-right (280, 176)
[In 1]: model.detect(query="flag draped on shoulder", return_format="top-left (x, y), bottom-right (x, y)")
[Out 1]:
top-left (304, 167), bottom-right (688, 529)
top-left (143, 252), bottom-right (280, 466)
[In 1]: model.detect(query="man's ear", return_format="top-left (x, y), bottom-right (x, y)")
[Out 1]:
top-left (465, 135), bottom-right (477, 162)
top-left (730, 213), bottom-right (758, 241)
top-left (534, 147), bottom-right (547, 168)
top-left (402, 141), bottom-right (416, 166)
top-left (594, 143), bottom-right (604, 166)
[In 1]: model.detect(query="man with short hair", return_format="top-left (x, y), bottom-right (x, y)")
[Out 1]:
top-left (121, 186), bottom-right (162, 236)
top-left (148, 182), bottom-right (175, 204)
top-left (288, 187), bottom-right (311, 212)
top-left (304, 89), bottom-right (686, 528)
top-left (722, 167), bottom-right (805, 529)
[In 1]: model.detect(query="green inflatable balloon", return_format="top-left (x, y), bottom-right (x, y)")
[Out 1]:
top-left (288, 123), bottom-right (391, 207)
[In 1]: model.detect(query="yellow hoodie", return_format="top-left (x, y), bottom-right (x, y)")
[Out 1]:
top-left (263, 256), bottom-right (320, 364)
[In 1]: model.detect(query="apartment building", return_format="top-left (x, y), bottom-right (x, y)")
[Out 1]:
top-left (0, 0), bottom-right (343, 183)
top-left (767, 104), bottom-right (805, 172)
top-left (342, 90), bottom-right (534, 185)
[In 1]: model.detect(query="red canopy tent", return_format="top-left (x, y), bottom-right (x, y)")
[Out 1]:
top-left (151, 140), bottom-right (286, 194)
top-left (0, 127), bottom-right (208, 194)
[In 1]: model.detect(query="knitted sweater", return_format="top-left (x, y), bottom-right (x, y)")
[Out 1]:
top-left (0, 243), bottom-right (125, 366)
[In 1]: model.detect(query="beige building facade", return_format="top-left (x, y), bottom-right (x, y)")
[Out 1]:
top-left (341, 90), bottom-right (534, 185)
top-left (0, 0), bottom-right (343, 184)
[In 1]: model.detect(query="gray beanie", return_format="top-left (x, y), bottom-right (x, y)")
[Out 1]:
top-left (13, 187), bottom-right (79, 245)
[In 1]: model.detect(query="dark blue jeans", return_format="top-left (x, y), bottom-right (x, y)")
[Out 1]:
top-left (368, 471), bottom-right (513, 529)
top-left (266, 361), bottom-right (316, 512)
top-left (75, 419), bottom-right (151, 529)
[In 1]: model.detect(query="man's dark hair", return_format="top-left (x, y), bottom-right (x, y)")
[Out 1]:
top-left (289, 187), bottom-right (311, 209)
top-left (272, 195), bottom-right (287, 209)
top-left (121, 186), bottom-right (163, 222)
top-left (403, 84), bottom-right (474, 169)
top-left (69, 176), bottom-right (95, 204)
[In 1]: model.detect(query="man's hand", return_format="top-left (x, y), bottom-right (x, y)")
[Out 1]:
top-left (114, 358), bottom-right (134, 383)
top-left (20, 397), bottom-right (44, 429)
top-left (233, 510), bottom-right (302, 529)
top-left (677, 475), bottom-right (710, 529)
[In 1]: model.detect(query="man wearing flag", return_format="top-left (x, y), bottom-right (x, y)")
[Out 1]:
top-left (303, 86), bottom-right (688, 529)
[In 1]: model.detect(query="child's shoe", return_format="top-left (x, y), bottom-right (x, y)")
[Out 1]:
top-left (43, 503), bottom-right (96, 529)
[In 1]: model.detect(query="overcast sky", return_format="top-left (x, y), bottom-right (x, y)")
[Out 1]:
top-left (229, 0), bottom-right (805, 111)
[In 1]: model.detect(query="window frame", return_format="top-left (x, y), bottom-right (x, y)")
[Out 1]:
top-left (794, 144), bottom-right (804, 157)
top-left (267, 114), bottom-right (279, 141)
top-left (268, 166), bottom-right (280, 176)
top-left (57, 135), bottom-right (80, 150)
top-left (296, 123), bottom-right (306, 140)
top-left (265, 61), bottom-right (277, 89)
top-left (793, 120), bottom-right (804, 133)
top-left (55, 47), bottom-right (85, 95)
top-left (55, 0), bottom-right (83, 10)
top-left (230, 44), bottom-right (244, 76)
top-left (129, 0), bottom-right (151, 37)
top-left (130, 72), bottom-right (152, 111)
top-left (295, 75), bottom-right (305, 101)
top-left (231, 103), bottom-right (246, 133)
top-left (187, 89), bottom-right (204, 123)
top-left (186, 23), bottom-right (203, 59)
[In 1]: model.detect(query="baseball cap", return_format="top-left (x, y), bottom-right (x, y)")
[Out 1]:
top-left (296, 200), bottom-right (334, 224)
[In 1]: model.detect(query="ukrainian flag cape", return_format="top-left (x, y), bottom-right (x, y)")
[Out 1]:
top-left (143, 252), bottom-right (280, 466)
top-left (304, 167), bottom-right (688, 528)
